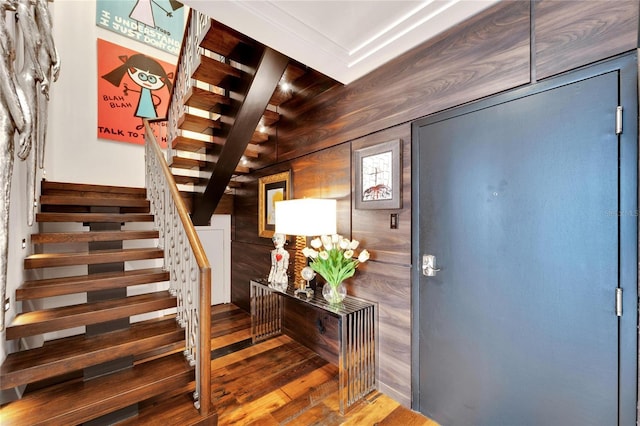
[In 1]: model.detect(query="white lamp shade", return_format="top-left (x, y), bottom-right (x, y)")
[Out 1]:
top-left (274, 198), bottom-right (337, 236)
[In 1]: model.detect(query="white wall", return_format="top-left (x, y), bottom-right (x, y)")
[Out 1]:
top-left (46, 0), bottom-right (178, 187)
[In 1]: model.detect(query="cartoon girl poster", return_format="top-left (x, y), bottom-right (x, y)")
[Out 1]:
top-left (97, 38), bottom-right (175, 146)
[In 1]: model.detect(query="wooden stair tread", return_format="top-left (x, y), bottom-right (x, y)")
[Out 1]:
top-left (17, 267), bottom-right (169, 300)
top-left (170, 156), bottom-right (209, 170)
top-left (184, 86), bottom-right (230, 113)
top-left (31, 229), bottom-right (159, 245)
top-left (200, 19), bottom-right (254, 58)
top-left (36, 212), bottom-right (154, 223)
top-left (174, 175), bottom-right (208, 186)
top-left (0, 353), bottom-right (193, 426)
top-left (172, 135), bottom-right (218, 152)
top-left (41, 181), bottom-right (147, 197)
top-left (260, 109), bottom-right (280, 126)
top-left (171, 136), bottom-right (225, 152)
top-left (40, 194), bottom-right (150, 208)
top-left (178, 113), bottom-right (222, 135)
top-left (0, 317), bottom-right (183, 389)
top-left (192, 55), bottom-right (242, 88)
top-left (251, 131), bottom-right (269, 144)
top-left (172, 135), bottom-right (259, 158)
top-left (24, 247), bottom-right (164, 269)
top-left (6, 292), bottom-right (177, 340)
top-left (242, 145), bottom-right (259, 158)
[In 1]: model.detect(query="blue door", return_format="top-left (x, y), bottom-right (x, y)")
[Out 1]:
top-left (412, 59), bottom-right (637, 426)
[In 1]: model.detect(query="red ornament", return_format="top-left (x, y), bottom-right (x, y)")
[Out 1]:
top-left (276, 254), bottom-right (283, 261)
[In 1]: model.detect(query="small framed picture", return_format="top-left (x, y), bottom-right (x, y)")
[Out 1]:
top-left (354, 139), bottom-right (402, 210)
top-left (258, 171), bottom-right (291, 238)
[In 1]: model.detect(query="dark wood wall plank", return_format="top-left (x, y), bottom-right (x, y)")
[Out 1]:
top-left (275, 1), bottom-right (531, 162)
top-left (352, 124), bottom-right (411, 266)
top-left (535, 0), bottom-right (639, 80)
top-left (347, 260), bottom-right (412, 407)
top-left (290, 143), bottom-right (352, 236)
top-left (231, 241), bottom-right (272, 312)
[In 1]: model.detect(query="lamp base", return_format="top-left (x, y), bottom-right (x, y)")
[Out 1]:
top-left (293, 235), bottom-right (307, 290)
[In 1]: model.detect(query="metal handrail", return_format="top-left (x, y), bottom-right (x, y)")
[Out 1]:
top-left (144, 120), bottom-right (211, 416)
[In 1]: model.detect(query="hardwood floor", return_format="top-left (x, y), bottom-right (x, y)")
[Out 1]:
top-left (131, 303), bottom-right (438, 425)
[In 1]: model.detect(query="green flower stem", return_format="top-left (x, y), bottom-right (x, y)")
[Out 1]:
top-left (309, 248), bottom-right (359, 287)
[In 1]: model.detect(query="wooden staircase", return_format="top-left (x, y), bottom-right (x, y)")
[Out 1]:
top-left (168, 12), bottom-right (312, 224)
top-left (0, 181), bottom-right (216, 425)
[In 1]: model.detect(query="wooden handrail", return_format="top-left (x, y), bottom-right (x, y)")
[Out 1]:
top-left (144, 122), bottom-right (209, 268)
top-left (143, 120), bottom-right (212, 417)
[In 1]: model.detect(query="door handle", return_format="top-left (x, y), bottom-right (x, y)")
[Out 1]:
top-left (422, 255), bottom-right (441, 277)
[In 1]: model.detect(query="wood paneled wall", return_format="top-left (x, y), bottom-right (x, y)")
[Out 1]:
top-left (534, 0), bottom-right (639, 80)
top-left (231, 0), bottom-right (639, 407)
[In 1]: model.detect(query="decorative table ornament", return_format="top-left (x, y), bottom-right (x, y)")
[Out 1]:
top-left (267, 233), bottom-right (289, 291)
top-left (296, 266), bottom-right (316, 299)
top-left (302, 234), bottom-right (370, 305)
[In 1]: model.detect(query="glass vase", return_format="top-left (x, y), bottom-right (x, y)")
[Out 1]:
top-left (322, 281), bottom-right (347, 305)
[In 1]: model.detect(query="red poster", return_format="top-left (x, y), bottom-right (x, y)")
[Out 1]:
top-left (97, 38), bottom-right (175, 146)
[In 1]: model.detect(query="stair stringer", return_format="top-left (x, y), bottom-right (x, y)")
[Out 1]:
top-left (191, 47), bottom-right (290, 225)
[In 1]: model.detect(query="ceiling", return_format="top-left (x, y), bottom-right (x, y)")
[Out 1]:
top-left (182, 0), bottom-right (501, 85)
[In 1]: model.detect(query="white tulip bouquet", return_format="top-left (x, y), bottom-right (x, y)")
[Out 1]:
top-left (301, 234), bottom-right (370, 288)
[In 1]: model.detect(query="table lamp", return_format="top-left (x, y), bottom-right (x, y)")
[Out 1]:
top-left (275, 198), bottom-right (337, 296)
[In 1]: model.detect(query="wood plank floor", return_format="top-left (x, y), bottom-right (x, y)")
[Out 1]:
top-left (199, 303), bottom-right (438, 426)
top-left (7, 303), bottom-right (437, 425)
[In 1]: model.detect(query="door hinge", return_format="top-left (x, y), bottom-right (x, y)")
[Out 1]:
top-left (615, 288), bottom-right (622, 317)
top-left (615, 106), bottom-right (623, 135)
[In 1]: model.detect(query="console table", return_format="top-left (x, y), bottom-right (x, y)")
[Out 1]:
top-left (250, 279), bottom-right (377, 414)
